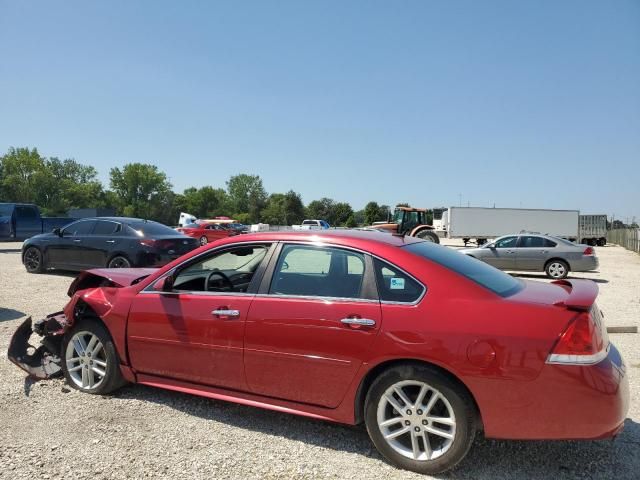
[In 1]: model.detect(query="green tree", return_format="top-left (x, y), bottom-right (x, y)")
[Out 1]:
top-left (333, 202), bottom-right (354, 226)
top-left (109, 163), bottom-right (173, 220)
top-left (261, 190), bottom-right (305, 225)
top-left (181, 186), bottom-right (229, 218)
top-left (306, 197), bottom-right (336, 223)
top-left (345, 214), bottom-right (357, 228)
top-left (0, 147), bottom-right (47, 203)
top-left (226, 174), bottom-right (267, 223)
top-left (364, 201), bottom-right (382, 225)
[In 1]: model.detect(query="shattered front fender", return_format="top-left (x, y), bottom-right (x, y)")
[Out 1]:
top-left (7, 313), bottom-right (68, 379)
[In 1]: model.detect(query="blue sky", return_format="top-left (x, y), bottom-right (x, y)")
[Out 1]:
top-left (1, 1), bottom-right (639, 221)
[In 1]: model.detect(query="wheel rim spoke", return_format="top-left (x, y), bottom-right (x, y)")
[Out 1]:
top-left (377, 380), bottom-right (456, 462)
top-left (384, 426), bottom-right (411, 440)
top-left (66, 332), bottom-right (106, 390)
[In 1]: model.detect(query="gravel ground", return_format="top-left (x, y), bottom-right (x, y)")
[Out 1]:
top-left (1, 240), bottom-right (639, 480)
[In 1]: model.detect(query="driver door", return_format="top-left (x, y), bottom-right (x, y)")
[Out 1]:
top-left (126, 242), bottom-right (274, 390)
top-left (482, 236), bottom-right (518, 269)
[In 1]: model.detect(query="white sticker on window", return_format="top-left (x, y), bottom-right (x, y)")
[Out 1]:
top-left (390, 277), bottom-right (405, 289)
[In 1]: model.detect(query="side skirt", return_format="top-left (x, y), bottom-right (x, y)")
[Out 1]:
top-left (136, 373), bottom-right (353, 424)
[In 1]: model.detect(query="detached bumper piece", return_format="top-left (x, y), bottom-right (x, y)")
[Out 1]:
top-left (7, 313), bottom-right (68, 379)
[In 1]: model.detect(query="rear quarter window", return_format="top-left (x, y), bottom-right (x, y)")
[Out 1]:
top-left (404, 242), bottom-right (523, 297)
top-left (373, 258), bottom-right (424, 303)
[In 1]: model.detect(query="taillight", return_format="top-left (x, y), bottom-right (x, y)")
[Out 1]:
top-left (139, 239), bottom-right (157, 248)
top-left (547, 312), bottom-right (607, 365)
top-left (583, 247), bottom-right (595, 256)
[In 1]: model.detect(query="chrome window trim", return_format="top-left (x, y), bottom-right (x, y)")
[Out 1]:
top-left (141, 238), bottom-right (427, 305)
top-left (267, 240), bottom-right (426, 305)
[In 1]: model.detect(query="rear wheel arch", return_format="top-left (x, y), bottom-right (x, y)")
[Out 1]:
top-left (544, 257), bottom-right (571, 270)
top-left (353, 359), bottom-right (483, 429)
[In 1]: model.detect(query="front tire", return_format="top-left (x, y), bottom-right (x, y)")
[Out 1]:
top-left (364, 364), bottom-right (476, 475)
top-left (199, 235), bottom-right (208, 246)
top-left (61, 318), bottom-right (125, 395)
top-left (545, 259), bottom-right (569, 279)
top-left (23, 246), bottom-right (44, 273)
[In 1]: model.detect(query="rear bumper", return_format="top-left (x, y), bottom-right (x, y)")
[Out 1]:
top-left (480, 343), bottom-right (629, 440)
top-left (572, 256), bottom-right (599, 272)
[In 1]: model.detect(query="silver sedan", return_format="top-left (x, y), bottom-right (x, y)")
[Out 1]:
top-left (459, 233), bottom-right (599, 279)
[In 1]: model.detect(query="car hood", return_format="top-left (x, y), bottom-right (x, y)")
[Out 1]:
top-left (67, 268), bottom-right (158, 296)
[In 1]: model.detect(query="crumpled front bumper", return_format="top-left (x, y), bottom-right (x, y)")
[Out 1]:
top-left (7, 313), bottom-right (68, 379)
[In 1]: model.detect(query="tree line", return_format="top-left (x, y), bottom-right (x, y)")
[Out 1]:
top-left (0, 147), bottom-right (394, 227)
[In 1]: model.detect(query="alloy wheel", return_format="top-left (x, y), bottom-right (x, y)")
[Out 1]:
top-left (548, 262), bottom-right (566, 278)
top-left (108, 256), bottom-right (131, 268)
top-left (24, 247), bottom-right (41, 272)
top-left (377, 380), bottom-right (456, 461)
top-left (200, 236), bottom-right (208, 246)
top-left (65, 331), bottom-right (107, 390)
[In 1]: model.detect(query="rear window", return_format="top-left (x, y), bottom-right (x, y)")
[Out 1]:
top-left (404, 242), bottom-right (523, 297)
top-left (126, 221), bottom-right (179, 236)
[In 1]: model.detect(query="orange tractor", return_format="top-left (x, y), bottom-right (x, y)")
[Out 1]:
top-left (371, 206), bottom-right (440, 243)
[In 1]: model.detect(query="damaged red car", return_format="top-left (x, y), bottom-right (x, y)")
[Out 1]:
top-left (8, 231), bottom-right (629, 474)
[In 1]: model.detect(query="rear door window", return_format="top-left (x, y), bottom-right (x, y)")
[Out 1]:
top-left (373, 258), bottom-right (424, 303)
top-left (93, 220), bottom-right (120, 235)
top-left (518, 236), bottom-right (544, 248)
top-left (269, 245), bottom-right (366, 299)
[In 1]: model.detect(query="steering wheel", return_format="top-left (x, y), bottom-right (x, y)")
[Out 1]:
top-left (205, 270), bottom-right (234, 292)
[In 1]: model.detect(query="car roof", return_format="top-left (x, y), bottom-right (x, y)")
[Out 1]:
top-left (217, 229), bottom-right (425, 249)
top-left (70, 217), bottom-right (160, 224)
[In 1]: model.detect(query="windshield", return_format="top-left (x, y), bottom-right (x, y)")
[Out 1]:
top-left (404, 242), bottom-right (523, 297)
top-left (127, 221), bottom-right (181, 236)
top-left (0, 204), bottom-right (14, 216)
top-left (392, 209), bottom-right (403, 223)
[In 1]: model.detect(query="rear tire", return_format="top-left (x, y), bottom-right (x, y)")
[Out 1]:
top-left (23, 246), bottom-right (44, 273)
top-left (61, 318), bottom-right (126, 395)
top-left (364, 364), bottom-right (476, 474)
top-left (415, 230), bottom-right (440, 244)
top-left (107, 255), bottom-right (131, 268)
top-left (545, 259), bottom-right (569, 279)
top-left (597, 238), bottom-right (606, 247)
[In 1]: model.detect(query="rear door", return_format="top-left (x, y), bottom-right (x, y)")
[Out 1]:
top-left (244, 243), bottom-right (381, 408)
top-left (515, 235), bottom-right (552, 271)
top-left (88, 220), bottom-right (123, 267)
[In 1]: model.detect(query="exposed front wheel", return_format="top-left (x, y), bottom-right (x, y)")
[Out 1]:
top-left (61, 318), bottom-right (125, 395)
top-left (365, 364), bottom-right (476, 474)
top-left (545, 260), bottom-right (569, 279)
top-left (107, 255), bottom-right (131, 268)
top-left (23, 247), bottom-right (44, 273)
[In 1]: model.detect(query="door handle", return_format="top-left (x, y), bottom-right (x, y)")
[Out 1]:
top-left (211, 309), bottom-right (240, 318)
top-left (341, 317), bottom-right (376, 327)
top-left (106, 240), bottom-right (115, 244)
top-left (73, 239), bottom-right (82, 242)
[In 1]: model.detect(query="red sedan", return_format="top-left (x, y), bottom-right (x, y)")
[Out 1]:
top-left (9, 231), bottom-right (629, 474)
top-left (176, 221), bottom-right (237, 246)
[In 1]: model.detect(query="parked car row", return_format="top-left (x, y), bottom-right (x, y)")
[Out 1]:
top-left (8, 229), bottom-right (628, 475)
top-left (21, 217), bottom-right (198, 273)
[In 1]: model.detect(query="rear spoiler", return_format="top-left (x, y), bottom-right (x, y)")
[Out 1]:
top-left (552, 279), bottom-right (598, 311)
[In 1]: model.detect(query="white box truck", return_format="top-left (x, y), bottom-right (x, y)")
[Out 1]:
top-left (439, 207), bottom-right (579, 245)
top-left (579, 214), bottom-right (607, 246)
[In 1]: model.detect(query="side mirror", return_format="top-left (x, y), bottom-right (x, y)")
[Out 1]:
top-left (53, 227), bottom-right (62, 237)
top-left (487, 244), bottom-right (496, 249)
top-left (153, 275), bottom-right (174, 292)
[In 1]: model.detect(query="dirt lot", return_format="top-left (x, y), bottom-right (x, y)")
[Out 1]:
top-left (1, 240), bottom-right (639, 480)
